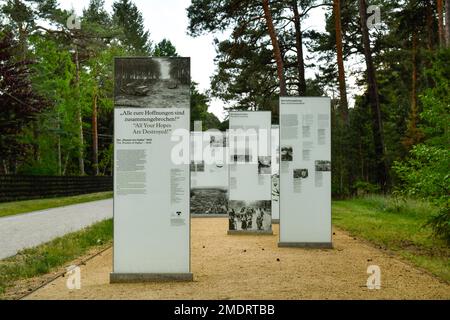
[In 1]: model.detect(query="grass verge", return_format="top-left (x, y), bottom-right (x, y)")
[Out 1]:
top-left (0, 219), bottom-right (113, 299)
top-left (0, 192), bottom-right (113, 218)
top-left (332, 195), bottom-right (450, 282)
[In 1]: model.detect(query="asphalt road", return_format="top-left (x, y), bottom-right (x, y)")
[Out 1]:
top-left (0, 199), bottom-right (113, 260)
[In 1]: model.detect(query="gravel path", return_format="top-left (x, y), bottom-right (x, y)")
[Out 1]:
top-left (0, 199), bottom-right (113, 260)
top-left (25, 218), bottom-right (449, 300)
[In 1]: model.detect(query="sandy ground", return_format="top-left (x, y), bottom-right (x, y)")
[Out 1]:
top-left (25, 218), bottom-right (449, 300)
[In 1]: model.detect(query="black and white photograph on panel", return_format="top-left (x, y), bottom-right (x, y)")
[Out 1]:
top-left (293, 169), bottom-right (308, 193)
top-left (209, 135), bottom-right (218, 147)
top-left (244, 148), bottom-right (253, 163)
top-left (222, 136), bottom-right (228, 147)
top-left (281, 146), bottom-right (293, 162)
top-left (209, 134), bottom-right (226, 148)
top-left (190, 188), bottom-right (228, 215)
top-left (228, 200), bottom-right (272, 232)
top-left (294, 169), bottom-right (309, 179)
top-left (315, 160), bottom-right (331, 172)
top-left (114, 57), bottom-right (190, 108)
top-left (231, 154), bottom-right (244, 163)
top-left (258, 156), bottom-right (272, 175)
top-left (272, 174), bottom-right (280, 200)
top-left (190, 161), bottom-right (205, 172)
top-left (231, 149), bottom-right (252, 163)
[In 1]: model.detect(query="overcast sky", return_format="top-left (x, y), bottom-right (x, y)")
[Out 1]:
top-left (59, 0), bottom-right (331, 121)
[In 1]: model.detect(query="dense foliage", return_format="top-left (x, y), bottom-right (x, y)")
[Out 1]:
top-left (393, 49), bottom-right (450, 242)
top-left (187, 0), bottom-right (449, 239)
top-left (0, 0), bottom-right (218, 176)
top-left (0, 0), bottom-right (448, 238)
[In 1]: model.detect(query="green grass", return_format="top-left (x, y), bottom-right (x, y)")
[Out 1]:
top-left (0, 219), bottom-right (113, 298)
top-left (332, 195), bottom-right (450, 282)
top-left (0, 192), bottom-right (113, 218)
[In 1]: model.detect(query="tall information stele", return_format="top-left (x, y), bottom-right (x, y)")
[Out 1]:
top-left (111, 57), bottom-right (192, 282)
top-left (279, 97), bottom-right (332, 248)
top-left (190, 131), bottom-right (228, 216)
top-left (228, 111), bottom-right (273, 235)
top-left (271, 125), bottom-right (280, 223)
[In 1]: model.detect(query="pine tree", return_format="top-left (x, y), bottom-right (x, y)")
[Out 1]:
top-left (153, 39), bottom-right (178, 57)
top-left (446, 0), bottom-right (450, 47)
top-left (358, 0), bottom-right (389, 190)
top-left (1, 0), bottom-right (60, 57)
top-left (82, 0), bottom-right (115, 176)
top-left (333, 0), bottom-right (349, 123)
top-left (187, 0), bottom-right (323, 115)
top-left (262, 0), bottom-right (287, 96)
top-left (112, 0), bottom-right (152, 55)
top-left (437, 0), bottom-right (445, 46)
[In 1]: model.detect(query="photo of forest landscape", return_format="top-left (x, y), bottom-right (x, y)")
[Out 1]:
top-left (114, 57), bottom-right (190, 108)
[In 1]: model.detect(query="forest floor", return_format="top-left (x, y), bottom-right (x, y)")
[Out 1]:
top-left (24, 218), bottom-right (449, 300)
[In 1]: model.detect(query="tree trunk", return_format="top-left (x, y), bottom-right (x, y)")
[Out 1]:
top-left (63, 153), bottom-right (70, 176)
top-left (411, 32), bottom-right (418, 130)
top-left (57, 136), bottom-right (62, 176)
top-left (92, 91), bottom-right (99, 176)
top-left (18, 23), bottom-right (28, 61)
top-left (262, 0), bottom-right (287, 96)
top-left (292, 1), bottom-right (306, 96)
top-left (334, 0), bottom-right (354, 194)
top-left (446, 0), bottom-right (450, 47)
top-left (333, 0), bottom-right (349, 123)
top-left (438, 0), bottom-right (445, 46)
top-left (32, 122), bottom-right (40, 162)
top-left (57, 114), bottom-right (62, 176)
top-left (426, 1), bottom-right (434, 50)
top-left (403, 31), bottom-right (424, 149)
top-left (403, 31), bottom-right (421, 150)
top-left (74, 45), bottom-right (85, 176)
top-left (358, 0), bottom-right (388, 190)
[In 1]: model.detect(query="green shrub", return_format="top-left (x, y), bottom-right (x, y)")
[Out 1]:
top-left (354, 181), bottom-right (381, 195)
top-left (393, 145), bottom-right (450, 243)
